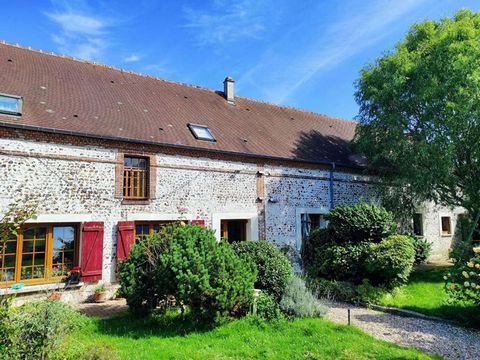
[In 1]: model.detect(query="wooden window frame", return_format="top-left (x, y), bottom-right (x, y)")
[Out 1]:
top-left (134, 221), bottom-right (173, 241)
top-left (116, 153), bottom-right (156, 203)
top-left (220, 219), bottom-right (248, 242)
top-left (0, 223), bottom-right (79, 288)
top-left (123, 156), bottom-right (149, 200)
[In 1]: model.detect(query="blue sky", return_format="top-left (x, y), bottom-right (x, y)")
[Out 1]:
top-left (1, 0), bottom-right (479, 120)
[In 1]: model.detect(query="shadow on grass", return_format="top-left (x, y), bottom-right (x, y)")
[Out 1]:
top-left (94, 311), bottom-right (218, 339)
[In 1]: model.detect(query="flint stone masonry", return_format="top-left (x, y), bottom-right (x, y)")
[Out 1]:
top-left (0, 137), bottom-right (458, 288)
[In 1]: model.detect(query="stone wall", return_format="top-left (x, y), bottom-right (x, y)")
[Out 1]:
top-left (0, 136), bottom-right (458, 292)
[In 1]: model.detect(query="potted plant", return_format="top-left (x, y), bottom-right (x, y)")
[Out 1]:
top-left (94, 284), bottom-right (107, 303)
top-left (65, 266), bottom-right (81, 284)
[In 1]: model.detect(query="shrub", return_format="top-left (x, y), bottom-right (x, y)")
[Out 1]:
top-left (325, 203), bottom-right (397, 244)
top-left (314, 242), bottom-right (372, 283)
top-left (117, 232), bottom-right (172, 314)
top-left (232, 241), bottom-right (293, 302)
top-left (8, 300), bottom-right (87, 359)
top-left (255, 292), bottom-right (283, 320)
top-left (167, 226), bottom-right (257, 320)
top-left (411, 236), bottom-right (432, 265)
top-left (310, 278), bottom-right (357, 302)
top-left (0, 296), bottom-right (13, 358)
top-left (365, 235), bottom-right (415, 288)
top-left (280, 276), bottom-right (326, 318)
top-left (301, 228), bottom-right (331, 274)
top-left (445, 246), bottom-right (480, 306)
top-left (119, 224), bottom-right (257, 321)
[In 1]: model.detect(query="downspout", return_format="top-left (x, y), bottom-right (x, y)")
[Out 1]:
top-left (329, 162), bottom-right (336, 210)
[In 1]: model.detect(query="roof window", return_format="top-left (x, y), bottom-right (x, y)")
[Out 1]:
top-left (0, 94), bottom-right (22, 116)
top-left (188, 123), bottom-right (216, 142)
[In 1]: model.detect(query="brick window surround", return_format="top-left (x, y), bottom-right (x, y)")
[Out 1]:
top-left (115, 152), bottom-right (156, 203)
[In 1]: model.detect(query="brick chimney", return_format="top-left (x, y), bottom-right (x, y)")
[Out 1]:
top-left (223, 76), bottom-right (235, 104)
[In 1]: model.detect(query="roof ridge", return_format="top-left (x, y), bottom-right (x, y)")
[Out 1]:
top-left (1, 39), bottom-right (354, 126)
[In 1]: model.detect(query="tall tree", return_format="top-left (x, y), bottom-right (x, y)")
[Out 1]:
top-left (354, 10), bottom-right (480, 231)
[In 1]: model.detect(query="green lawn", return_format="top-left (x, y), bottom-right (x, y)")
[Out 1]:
top-left (64, 313), bottom-right (435, 359)
top-left (378, 265), bottom-right (480, 328)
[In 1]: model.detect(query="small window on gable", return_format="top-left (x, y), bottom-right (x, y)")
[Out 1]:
top-left (188, 123), bottom-right (215, 142)
top-left (441, 216), bottom-right (452, 236)
top-left (0, 94), bottom-right (22, 116)
top-left (413, 213), bottom-right (423, 237)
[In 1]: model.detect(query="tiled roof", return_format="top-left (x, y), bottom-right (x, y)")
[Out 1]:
top-left (0, 42), bottom-right (365, 168)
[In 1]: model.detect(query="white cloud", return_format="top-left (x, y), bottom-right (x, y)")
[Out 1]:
top-left (45, 3), bottom-right (111, 61)
top-left (238, 0), bottom-right (427, 104)
top-left (46, 12), bottom-right (106, 36)
top-left (124, 54), bottom-right (141, 63)
top-left (183, 0), bottom-right (267, 45)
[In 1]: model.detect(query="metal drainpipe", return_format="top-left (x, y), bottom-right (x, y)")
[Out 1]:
top-left (329, 162), bottom-right (336, 210)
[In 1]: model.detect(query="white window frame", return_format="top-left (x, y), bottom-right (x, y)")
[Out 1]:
top-left (212, 212), bottom-right (258, 242)
top-left (295, 207), bottom-right (329, 251)
top-left (0, 93), bottom-right (22, 116)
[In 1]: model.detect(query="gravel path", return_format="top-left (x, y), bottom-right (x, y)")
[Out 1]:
top-left (326, 301), bottom-right (480, 360)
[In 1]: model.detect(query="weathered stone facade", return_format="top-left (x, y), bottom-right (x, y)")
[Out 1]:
top-left (0, 135), bottom-right (460, 299)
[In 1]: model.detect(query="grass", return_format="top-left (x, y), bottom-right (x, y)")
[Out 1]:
top-left (64, 313), bottom-right (435, 360)
top-left (378, 265), bottom-right (480, 328)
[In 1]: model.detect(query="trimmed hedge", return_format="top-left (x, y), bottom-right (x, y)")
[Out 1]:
top-left (325, 203), bottom-right (397, 244)
top-left (366, 235), bottom-right (416, 288)
top-left (302, 204), bottom-right (415, 288)
top-left (232, 241), bottom-right (293, 302)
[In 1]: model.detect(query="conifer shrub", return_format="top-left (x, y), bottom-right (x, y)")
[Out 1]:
top-left (118, 224), bottom-right (257, 321)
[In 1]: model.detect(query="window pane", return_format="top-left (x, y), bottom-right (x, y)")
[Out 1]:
top-left (22, 241), bottom-right (34, 253)
top-left (0, 95), bottom-right (20, 114)
top-left (189, 124), bottom-right (215, 141)
top-left (23, 228), bottom-right (35, 240)
top-left (34, 254), bottom-right (45, 266)
top-left (33, 266), bottom-right (44, 279)
top-left (20, 266), bottom-right (32, 280)
top-left (5, 241), bottom-right (17, 254)
top-left (52, 226), bottom-right (77, 277)
top-left (22, 254), bottom-right (33, 267)
top-left (35, 240), bottom-right (46, 252)
top-left (4, 255), bottom-right (16, 268)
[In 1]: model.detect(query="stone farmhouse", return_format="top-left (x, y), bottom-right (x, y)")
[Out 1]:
top-left (0, 42), bottom-right (463, 301)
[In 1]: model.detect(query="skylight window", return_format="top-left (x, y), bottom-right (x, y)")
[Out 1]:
top-left (188, 123), bottom-right (216, 142)
top-left (0, 94), bottom-right (22, 116)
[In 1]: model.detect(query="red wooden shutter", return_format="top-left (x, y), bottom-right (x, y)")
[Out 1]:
top-left (116, 221), bottom-right (135, 262)
top-left (80, 222), bottom-right (104, 282)
top-left (191, 220), bottom-right (205, 227)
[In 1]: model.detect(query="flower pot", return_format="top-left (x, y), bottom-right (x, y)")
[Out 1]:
top-left (94, 291), bottom-right (107, 303)
top-left (48, 292), bottom-right (62, 300)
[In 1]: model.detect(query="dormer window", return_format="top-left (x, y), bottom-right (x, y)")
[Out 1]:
top-left (0, 94), bottom-right (22, 116)
top-left (188, 123), bottom-right (215, 142)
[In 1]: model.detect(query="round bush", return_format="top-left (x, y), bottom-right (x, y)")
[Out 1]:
top-left (315, 242), bottom-right (372, 283)
top-left (255, 292), bottom-right (283, 320)
top-left (119, 224), bottom-right (257, 321)
top-left (325, 203), bottom-right (397, 244)
top-left (232, 241), bottom-right (293, 302)
top-left (365, 235), bottom-right (415, 288)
